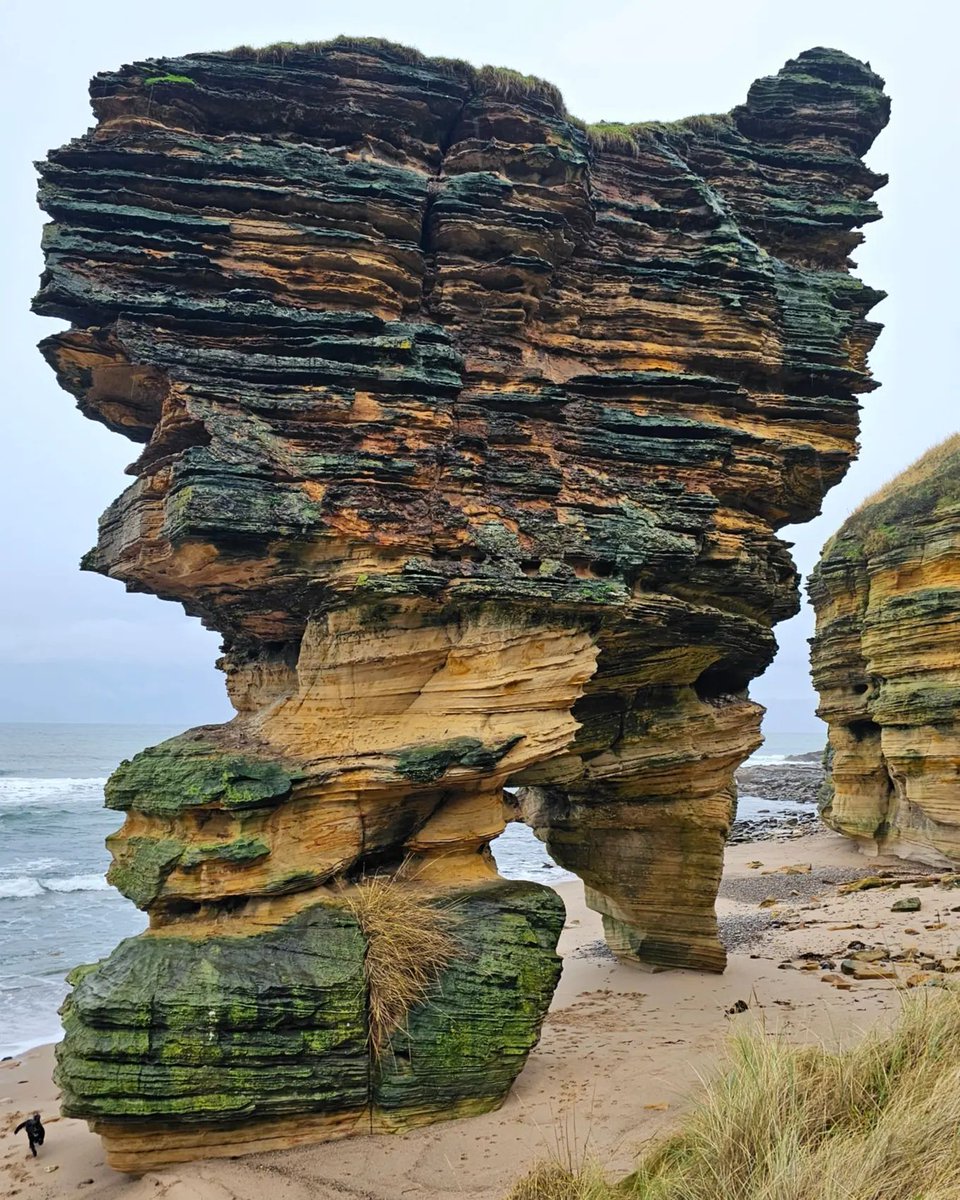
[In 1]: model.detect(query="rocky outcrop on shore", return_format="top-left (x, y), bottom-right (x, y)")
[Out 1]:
top-left (36, 37), bottom-right (887, 1165)
top-left (730, 754), bottom-right (825, 843)
top-left (810, 437), bottom-right (960, 866)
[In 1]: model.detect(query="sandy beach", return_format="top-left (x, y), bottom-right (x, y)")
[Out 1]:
top-left (5, 828), bottom-right (955, 1200)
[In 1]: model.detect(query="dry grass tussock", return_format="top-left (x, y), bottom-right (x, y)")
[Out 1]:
top-left (507, 991), bottom-right (960, 1200)
top-left (343, 874), bottom-right (459, 1059)
top-left (507, 1160), bottom-right (614, 1200)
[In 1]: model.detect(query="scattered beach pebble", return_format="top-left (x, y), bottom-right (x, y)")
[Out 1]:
top-left (892, 897), bottom-right (921, 912)
top-left (840, 958), bottom-right (897, 980)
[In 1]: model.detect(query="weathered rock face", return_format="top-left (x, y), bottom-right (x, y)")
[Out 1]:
top-left (36, 37), bottom-right (887, 1164)
top-left (810, 437), bottom-right (960, 867)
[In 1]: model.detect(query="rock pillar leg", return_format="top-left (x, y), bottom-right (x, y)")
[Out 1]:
top-left (520, 689), bottom-right (762, 972)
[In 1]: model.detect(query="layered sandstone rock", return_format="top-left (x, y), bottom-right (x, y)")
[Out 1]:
top-left (810, 437), bottom-right (960, 866)
top-left (36, 37), bottom-right (887, 1165)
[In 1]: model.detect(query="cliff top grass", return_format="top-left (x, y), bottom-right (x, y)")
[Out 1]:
top-left (216, 35), bottom-right (565, 116)
top-left (823, 433), bottom-right (960, 562)
top-left (582, 114), bottom-right (733, 155)
top-left (206, 35), bottom-right (736, 154)
top-left (507, 991), bottom-right (960, 1200)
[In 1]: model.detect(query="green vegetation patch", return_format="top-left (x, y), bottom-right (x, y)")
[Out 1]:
top-left (585, 113), bottom-right (734, 156)
top-left (375, 880), bottom-right (564, 1115)
top-left (56, 880), bottom-right (564, 1132)
top-left (56, 901), bottom-right (370, 1122)
top-left (105, 737), bottom-right (295, 817)
top-left (178, 838), bottom-right (271, 870)
top-left (106, 836), bottom-right (186, 909)
top-left (391, 735), bottom-right (523, 784)
top-left (143, 73), bottom-right (197, 86)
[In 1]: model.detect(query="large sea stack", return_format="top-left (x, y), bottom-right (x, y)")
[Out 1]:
top-left (35, 38), bottom-right (888, 1167)
top-left (810, 437), bottom-right (960, 865)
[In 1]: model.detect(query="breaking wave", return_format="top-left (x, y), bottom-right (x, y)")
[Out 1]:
top-left (0, 777), bottom-right (107, 810)
top-left (0, 872), bottom-right (110, 900)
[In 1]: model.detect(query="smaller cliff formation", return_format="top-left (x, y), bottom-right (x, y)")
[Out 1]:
top-left (810, 436), bottom-right (960, 865)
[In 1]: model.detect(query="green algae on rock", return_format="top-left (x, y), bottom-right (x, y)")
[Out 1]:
top-left (36, 36), bottom-right (888, 1165)
top-left (55, 880), bottom-right (563, 1169)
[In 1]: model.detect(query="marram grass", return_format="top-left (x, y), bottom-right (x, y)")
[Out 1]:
top-left (507, 991), bottom-right (960, 1200)
top-left (342, 873), bottom-right (459, 1060)
top-left (508, 1160), bottom-right (616, 1200)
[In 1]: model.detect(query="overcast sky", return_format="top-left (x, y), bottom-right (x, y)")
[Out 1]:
top-left (1, 0), bottom-right (956, 732)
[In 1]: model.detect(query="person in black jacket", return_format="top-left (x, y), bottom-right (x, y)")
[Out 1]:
top-left (13, 1111), bottom-right (45, 1157)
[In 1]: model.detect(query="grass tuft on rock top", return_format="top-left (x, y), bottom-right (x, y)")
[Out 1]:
top-left (343, 874), bottom-right (459, 1061)
top-left (214, 37), bottom-right (743, 144)
top-left (584, 122), bottom-right (639, 156)
top-left (822, 433), bottom-right (960, 563)
top-left (506, 991), bottom-right (960, 1200)
top-left (848, 432), bottom-right (960, 528)
top-left (474, 65), bottom-right (566, 113)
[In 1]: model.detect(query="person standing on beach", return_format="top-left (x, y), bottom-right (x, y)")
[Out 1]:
top-left (13, 1112), bottom-right (45, 1157)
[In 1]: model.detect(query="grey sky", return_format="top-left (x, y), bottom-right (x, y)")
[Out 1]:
top-left (1, 0), bottom-right (956, 731)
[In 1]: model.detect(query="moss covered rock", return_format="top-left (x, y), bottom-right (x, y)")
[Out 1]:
top-left (55, 879), bottom-right (564, 1165)
top-left (106, 737), bottom-right (295, 816)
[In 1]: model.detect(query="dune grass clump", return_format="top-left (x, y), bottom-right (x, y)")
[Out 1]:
top-left (343, 874), bottom-right (459, 1060)
top-left (507, 1160), bottom-right (615, 1200)
top-left (507, 992), bottom-right (960, 1200)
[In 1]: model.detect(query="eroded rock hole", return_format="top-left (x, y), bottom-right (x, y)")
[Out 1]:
top-left (848, 718), bottom-right (881, 742)
top-left (695, 663), bottom-right (751, 702)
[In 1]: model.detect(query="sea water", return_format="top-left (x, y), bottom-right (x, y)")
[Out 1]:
top-left (0, 723), bottom-right (820, 1057)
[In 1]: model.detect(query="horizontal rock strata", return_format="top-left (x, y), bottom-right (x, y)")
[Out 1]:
top-left (36, 35), bottom-right (888, 1164)
top-left (810, 436), bottom-right (960, 865)
top-left (59, 879), bottom-right (563, 1169)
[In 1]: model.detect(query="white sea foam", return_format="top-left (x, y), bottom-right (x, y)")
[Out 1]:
top-left (40, 874), bottom-right (110, 894)
top-left (13, 856), bottom-right (69, 873)
top-left (0, 872), bottom-right (110, 899)
top-left (747, 754), bottom-right (821, 768)
top-left (0, 777), bottom-right (107, 809)
top-left (491, 823), bottom-right (576, 885)
top-left (0, 877), bottom-right (45, 899)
